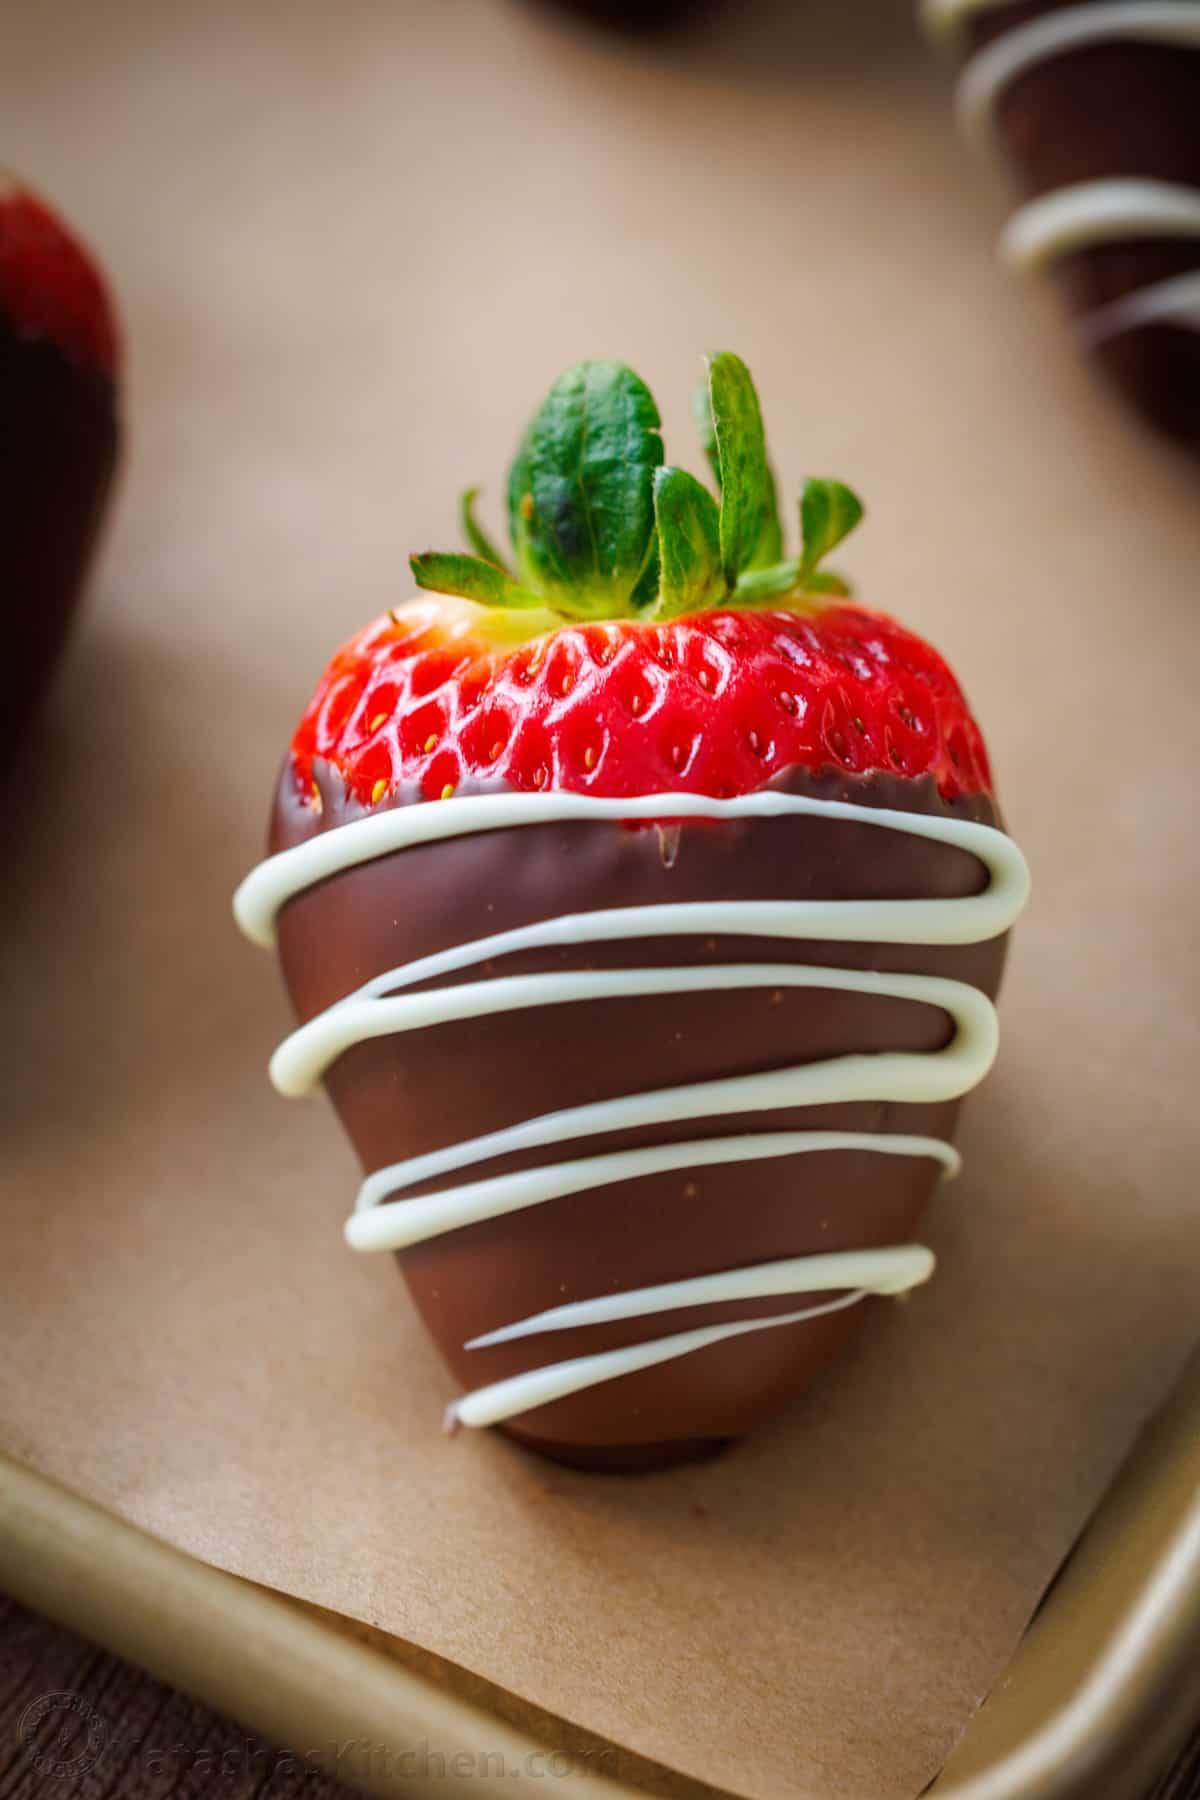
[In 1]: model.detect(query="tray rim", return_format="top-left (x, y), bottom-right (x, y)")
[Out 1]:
top-left (0, 1452), bottom-right (642, 1800)
top-left (2, 1342), bottom-right (1199, 1800)
top-left (931, 1337), bottom-right (1200, 1800)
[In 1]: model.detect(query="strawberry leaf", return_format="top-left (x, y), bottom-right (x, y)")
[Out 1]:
top-left (409, 552), bottom-right (545, 610)
top-left (706, 352), bottom-right (783, 581)
top-left (417, 356), bottom-right (863, 625)
top-left (803, 568), bottom-right (852, 597)
top-left (460, 487), bottom-right (511, 572)
top-left (652, 466), bottom-right (727, 619)
top-left (691, 379), bottom-right (720, 488)
top-left (799, 479), bottom-right (863, 579)
top-left (733, 559), bottom-right (801, 605)
top-left (631, 542), bottom-right (661, 613)
top-left (505, 362), bottom-right (663, 618)
top-left (506, 436), bottom-right (537, 589)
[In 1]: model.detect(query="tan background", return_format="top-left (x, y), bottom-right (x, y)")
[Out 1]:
top-left (2, 3), bottom-right (1198, 1797)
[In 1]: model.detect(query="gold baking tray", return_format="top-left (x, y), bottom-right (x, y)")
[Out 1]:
top-left (2, 1341), bottom-right (1199, 1800)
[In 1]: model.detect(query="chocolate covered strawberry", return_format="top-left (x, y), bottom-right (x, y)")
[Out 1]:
top-left (0, 177), bottom-right (121, 744)
top-left (540, 0), bottom-right (703, 31)
top-left (922, 0), bottom-right (1200, 443)
top-left (236, 354), bottom-right (1028, 1471)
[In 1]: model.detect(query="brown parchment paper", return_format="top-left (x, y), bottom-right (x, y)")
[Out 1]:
top-left (2, 3), bottom-right (1198, 1796)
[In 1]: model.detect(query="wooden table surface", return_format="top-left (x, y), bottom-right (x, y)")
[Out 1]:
top-left (0, 1596), bottom-right (355, 1800)
top-left (2, 1594), bottom-right (1198, 1800)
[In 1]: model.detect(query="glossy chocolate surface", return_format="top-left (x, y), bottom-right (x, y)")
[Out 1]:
top-left (964, 0), bottom-right (1200, 442)
top-left (271, 765), bottom-right (1008, 1467)
top-left (0, 312), bottom-right (120, 741)
top-left (535, 0), bottom-right (703, 30)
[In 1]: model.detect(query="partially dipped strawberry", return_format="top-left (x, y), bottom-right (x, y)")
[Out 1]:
top-left (237, 355), bottom-right (1028, 1470)
top-left (921, 0), bottom-right (1200, 444)
top-left (537, 0), bottom-right (705, 32)
top-left (0, 177), bottom-right (121, 745)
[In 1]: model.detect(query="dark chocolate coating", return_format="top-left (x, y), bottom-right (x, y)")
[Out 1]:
top-left (270, 763), bottom-right (1008, 1468)
top-left (0, 310), bottom-right (120, 744)
top-left (960, 0), bottom-right (1200, 444)
top-left (531, 0), bottom-right (705, 31)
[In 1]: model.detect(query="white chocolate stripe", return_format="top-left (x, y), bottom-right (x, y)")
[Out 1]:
top-left (352, 1081), bottom-right (961, 1221)
top-left (346, 1131), bottom-right (961, 1255)
top-left (464, 1246), bottom-right (937, 1349)
top-left (1080, 268), bottom-right (1200, 343)
top-left (448, 1264), bottom-right (933, 1432)
top-left (323, 887), bottom-right (1016, 994)
top-left (956, 5), bottom-right (1200, 148)
top-left (1003, 179), bottom-right (1200, 271)
top-left (236, 789), bottom-right (1028, 1433)
top-left (232, 788), bottom-right (1026, 951)
top-left (276, 959), bottom-right (998, 1100)
top-left (917, 1), bottom-right (1200, 331)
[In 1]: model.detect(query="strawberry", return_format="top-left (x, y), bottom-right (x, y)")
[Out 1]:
top-left (0, 177), bottom-right (121, 744)
top-left (921, 0), bottom-right (1200, 443)
top-left (291, 599), bottom-right (990, 813)
top-left (242, 354), bottom-right (1026, 1470)
top-left (290, 363), bottom-right (989, 813)
top-left (541, 0), bottom-right (703, 32)
top-left (0, 180), bottom-right (119, 373)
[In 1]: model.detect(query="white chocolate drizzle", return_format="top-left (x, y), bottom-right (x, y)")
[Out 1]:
top-left (234, 789), bottom-right (1029, 1433)
top-left (919, 0), bottom-right (1200, 353)
top-left (463, 1245), bottom-right (937, 1349)
top-left (1003, 180), bottom-right (1200, 272)
top-left (450, 1248), bottom-right (936, 1433)
top-left (346, 1130), bottom-right (965, 1257)
top-left (955, 4), bottom-right (1200, 148)
top-left (1078, 268), bottom-right (1200, 344)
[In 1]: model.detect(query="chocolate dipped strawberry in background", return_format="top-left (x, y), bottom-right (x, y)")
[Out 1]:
top-left (235, 354), bottom-right (1029, 1471)
top-left (535, 0), bottom-right (703, 29)
top-left (921, 0), bottom-right (1200, 444)
top-left (0, 177), bottom-right (121, 745)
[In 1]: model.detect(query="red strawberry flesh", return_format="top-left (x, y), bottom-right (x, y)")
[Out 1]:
top-left (0, 185), bottom-right (119, 375)
top-left (290, 599), bottom-right (992, 810)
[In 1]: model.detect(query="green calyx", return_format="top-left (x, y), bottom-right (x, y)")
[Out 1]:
top-left (409, 353), bottom-right (863, 624)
